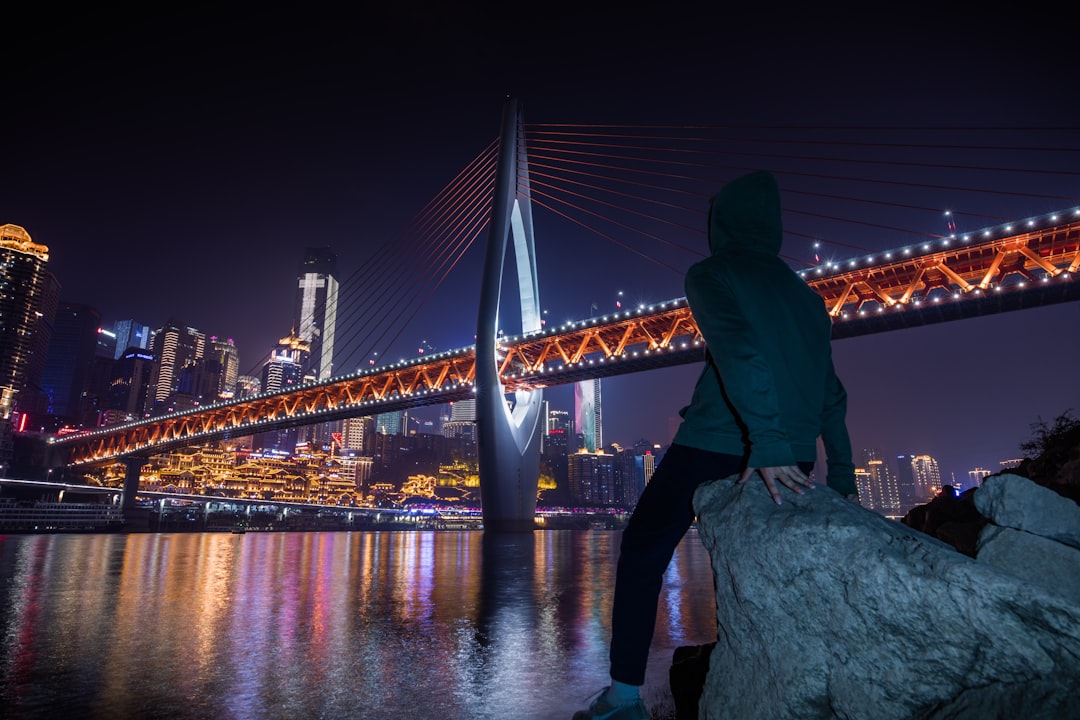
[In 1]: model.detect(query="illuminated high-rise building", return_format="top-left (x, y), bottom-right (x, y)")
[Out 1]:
top-left (911, 454), bottom-right (942, 504)
top-left (261, 333), bottom-right (310, 393)
top-left (567, 449), bottom-right (614, 506)
top-left (342, 416), bottom-right (373, 451)
top-left (441, 399), bottom-right (476, 441)
top-left (235, 375), bottom-right (260, 398)
top-left (208, 336), bottom-right (240, 399)
top-left (15, 270), bottom-right (60, 421)
top-left (574, 378), bottom-right (602, 452)
top-left (112, 319), bottom-right (151, 359)
top-left (254, 334), bottom-right (310, 453)
top-left (544, 408), bottom-right (572, 457)
top-left (375, 410), bottom-right (405, 436)
top-left (294, 247), bottom-right (338, 381)
top-left (0, 224), bottom-right (50, 465)
top-left (859, 447), bottom-right (900, 517)
top-left (146, 319), bottom-right (207, 415)
top-left (854, 467), bottom-right (873, 507)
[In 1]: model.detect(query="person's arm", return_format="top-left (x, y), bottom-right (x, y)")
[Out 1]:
top-left (821, 360), bottom-right (857, 499)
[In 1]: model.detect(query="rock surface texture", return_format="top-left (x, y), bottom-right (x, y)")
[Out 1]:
top-left (691, 475), bottom-right (1080, 720)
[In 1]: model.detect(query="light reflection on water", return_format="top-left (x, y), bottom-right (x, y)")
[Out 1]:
top-left (0, 529), bottom-right (716, 720)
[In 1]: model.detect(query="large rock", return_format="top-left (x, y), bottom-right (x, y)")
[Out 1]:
top-left (691, 476), bottom-right (1080, 720)
top-left (974, 472), bottom-right (1080, 549)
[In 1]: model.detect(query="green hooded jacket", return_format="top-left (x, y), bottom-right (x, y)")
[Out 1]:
top-left (672, 171), bottom-right (856, 495)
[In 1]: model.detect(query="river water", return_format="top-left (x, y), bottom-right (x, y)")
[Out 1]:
top-left (0, 529), bottom-right (717, 720)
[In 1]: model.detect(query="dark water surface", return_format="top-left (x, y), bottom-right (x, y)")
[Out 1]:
top-left (0, 529), bottom-right (716, 720)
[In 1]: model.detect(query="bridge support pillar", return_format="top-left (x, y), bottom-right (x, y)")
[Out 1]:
top-left (475, 97), bottom-right (544, 533)
top-left (121, 456), bottom-right (148, 510)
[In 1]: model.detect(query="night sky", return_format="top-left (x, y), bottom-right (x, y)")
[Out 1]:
top-left (3, 5), bottom-right (1078, 482)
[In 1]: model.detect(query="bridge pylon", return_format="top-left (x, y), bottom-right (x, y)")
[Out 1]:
top-left (475, 97), bottom-right (544, 532)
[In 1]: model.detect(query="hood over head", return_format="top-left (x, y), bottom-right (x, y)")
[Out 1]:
top-left (707, 170), bottom-right (782, 256)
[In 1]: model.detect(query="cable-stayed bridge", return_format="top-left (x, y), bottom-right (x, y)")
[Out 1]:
top-left (46, 100), bottom-right (1080, 529)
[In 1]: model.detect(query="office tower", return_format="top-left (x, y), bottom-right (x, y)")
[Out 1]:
top-left (104, 348), bottom-right (155, 423)
top-left (567, 449), bottom-right (615, 506)
top-left (544, 408), bottom-right (572, 458)
top-left (253, 334), bottom-right (310, 454)
top-left (342, 416), bottom-right (373, 451)
top-left (112, 319), bottom-right (151, 359)
top-left (911, 454), bottom-right (942, 504)
top-left (375, 410), bottom-right (405, 436)
top-left (146, 319), bottom-right (207, 414)
top-left (39, 302), bottom-right (102, 424)
top-left (612, 448), bottom-right (642, 508)
top-left (294, 247), bottom-right (338, 381)
top-left (235, 375), bottom-right (260, 398)
top-left (95, 327), bottom-right (117, 358)
top-left (854, 467), bottom-right (873, 507)
top-left (208, 336), bottom-right (239, 399)
top-left (441, 399), bottom-right (476, 441)
top-left (860, 448), bottom-right (900, 516)
top-left (895, 454), bottom-right (918, 513)
top-left (261, 333), bottom-right (310, 393)
top-left (574, 378), bottom-right (602, 452)
top-left (17, 270), bottom-right (61, 420)
top-left (637, 450), bottom-right (656, 485)
top-left (0, 224), bottom-right (51, 467)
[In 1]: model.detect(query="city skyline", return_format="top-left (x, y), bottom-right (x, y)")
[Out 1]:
top-left (3, 7), bottom-right (1077, 487)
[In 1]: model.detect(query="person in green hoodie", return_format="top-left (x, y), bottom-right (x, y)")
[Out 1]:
top-left (572, 170), bottom-right (857, 720)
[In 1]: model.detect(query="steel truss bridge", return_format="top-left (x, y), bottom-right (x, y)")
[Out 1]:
top-left (53, 211), bottom-right (1079, 466)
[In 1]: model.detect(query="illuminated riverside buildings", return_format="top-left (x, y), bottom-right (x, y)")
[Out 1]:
top-left (0, 224), bottom-right (50, 467)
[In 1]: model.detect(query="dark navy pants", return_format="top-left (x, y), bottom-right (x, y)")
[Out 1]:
top-left (608, 443), bottom-right (813, 686)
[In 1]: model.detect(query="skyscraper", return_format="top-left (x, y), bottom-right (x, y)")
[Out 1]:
top-left (261, 333), bottom-right (310, 393)
top-left (895, 454), bottom-right (918, 512)
top-left (574, 378), bottom-right (602, 452)
top-left (911, 455), bottom-right (942, 505)
top-left (112, 319), bottom-right (151, 359)
top-left (859, 447), bottom-right (900, 517)
top-left (16, 270), bottom-right (60, 422)
top-left (39, 302), bottom-right (101, 424)
top-left (294, 247), bottom-right (338, 381)
top-left (342, 416), bottom-right (373, 452)
top-left (104, 348), bottom-right (155, 423)
top-left (208, 336), bottom-right (240, 399)
top-left (568, 449), bottom-right (615, 506)
top-left (146, 319), bottom-right (207, 415)
top-left (254, 334), bottom-right (311, 453)
top-left (0, 224), bottom-right (50, 466)
top-left (441, 399), bottom-right (476, 441)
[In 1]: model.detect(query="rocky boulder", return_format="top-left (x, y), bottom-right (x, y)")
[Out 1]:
top-left (690, 476), bottom-right (1080, 720)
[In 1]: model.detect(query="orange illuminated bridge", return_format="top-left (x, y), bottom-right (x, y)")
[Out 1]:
top-left (53, 212), bottom-right (1079, 466)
